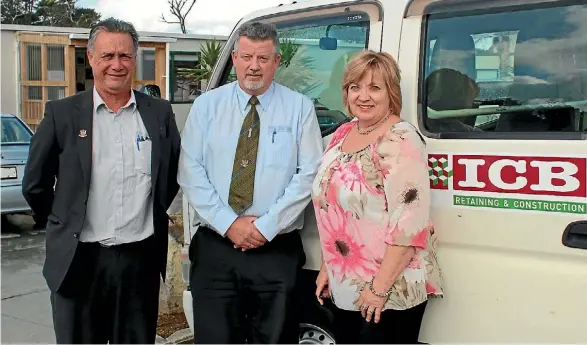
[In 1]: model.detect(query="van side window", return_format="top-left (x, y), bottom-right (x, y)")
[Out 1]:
top-left (421, 3), bottom-right (587, 138)
top-left (223, 14), bottom-right (371, 137)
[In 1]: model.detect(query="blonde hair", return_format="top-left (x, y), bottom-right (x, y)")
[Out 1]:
top-left (341, 50), bottom-right (402, 118)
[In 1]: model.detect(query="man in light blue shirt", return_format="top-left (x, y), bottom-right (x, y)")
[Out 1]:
top-left (178, 22), bottom-right (323, 344)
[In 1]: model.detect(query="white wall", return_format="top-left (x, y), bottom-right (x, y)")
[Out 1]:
top-left (1, 31), bottom-right (19, 116)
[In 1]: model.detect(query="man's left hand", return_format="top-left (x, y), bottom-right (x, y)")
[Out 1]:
top-left (233, 221), bottom-right (267, 251)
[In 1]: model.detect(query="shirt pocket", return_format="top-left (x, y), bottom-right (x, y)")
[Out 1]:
top-left (134, 137), bottom-right (152, 176)
top-left (266, 125), bottom-right (295, 169)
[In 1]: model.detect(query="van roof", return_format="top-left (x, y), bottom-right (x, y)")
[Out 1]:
top-left (239, 0), bottom-right (390, 24)
top-left (237, 0), bottom-right (568, 25)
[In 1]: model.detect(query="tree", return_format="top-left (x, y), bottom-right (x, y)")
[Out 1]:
top-left (160, 0), bottom-right (197, 34)
top-left (1, 0), bottom-right (100, 28)
top-left (70, 7), bottom-right (101, 28)
top-left (35, 0), bottom-right (100, 27)
top-left (35, 0), bottom-right (75, 26)
top-left (274, 40), bottom-right (320, 95)
top-left (1, 0), bottom-right (38, 25)
top-left (176, 39), bottom-right (224, 86)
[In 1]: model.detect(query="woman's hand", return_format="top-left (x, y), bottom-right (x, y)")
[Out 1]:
top-left (315, 265), bottom-right (330, 305)
top-left (354, 284), bottom-right (387, 323)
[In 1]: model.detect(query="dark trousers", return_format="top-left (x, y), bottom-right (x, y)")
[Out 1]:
top-left (333, 300), bottom-right (428, 344)
top-left (50, 236), bottom-right (160, 344)
top-left (190, 227), bottom-right (305, 344)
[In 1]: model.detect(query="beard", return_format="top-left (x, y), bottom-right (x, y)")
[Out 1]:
top-left (243, 78), bottom-right (265, 91)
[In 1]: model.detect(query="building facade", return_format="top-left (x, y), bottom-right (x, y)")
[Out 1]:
top-left (1, 24), bottom-right (227, 132)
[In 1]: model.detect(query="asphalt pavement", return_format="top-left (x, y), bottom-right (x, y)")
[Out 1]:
top-left (0, 191), bottom-right (184, 344)
top-left (1, 214), bottom-right (55, 344)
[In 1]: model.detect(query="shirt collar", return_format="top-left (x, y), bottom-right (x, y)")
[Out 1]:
top-left (93, 87), bottom-right (137, 113)
top-left (235, 81), bottom-right (275, 113)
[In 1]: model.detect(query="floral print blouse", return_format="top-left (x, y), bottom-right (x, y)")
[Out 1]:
top-left (311, 120), bottom-right (444, 311)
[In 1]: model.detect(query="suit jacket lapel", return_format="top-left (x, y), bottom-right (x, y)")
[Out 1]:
top-left (74, 90), bottom-right (94, 193)
top-left (136, 93), bottom-right (161, 187)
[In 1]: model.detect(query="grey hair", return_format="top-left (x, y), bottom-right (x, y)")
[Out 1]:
top-left (233, 22), bottom-right (280, 55)
top-left (88, 17), bottom-right (139, 54)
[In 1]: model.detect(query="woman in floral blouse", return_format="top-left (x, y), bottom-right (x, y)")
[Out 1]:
top-left (312, 51), bottom-right (443, 344)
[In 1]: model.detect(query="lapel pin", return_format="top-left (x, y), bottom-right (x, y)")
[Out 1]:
top-left (79, 129), bottom-right (87, 138)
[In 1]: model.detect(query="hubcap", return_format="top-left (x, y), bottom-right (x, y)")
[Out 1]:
top-left (299, 323), bottom-right (336, 344)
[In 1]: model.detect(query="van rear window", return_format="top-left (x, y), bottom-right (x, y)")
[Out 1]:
top-left (421, 3), bottom-right (587, 138)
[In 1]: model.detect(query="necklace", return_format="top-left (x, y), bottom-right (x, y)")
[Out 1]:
top-left (356, 112), bottom-right (391, 135)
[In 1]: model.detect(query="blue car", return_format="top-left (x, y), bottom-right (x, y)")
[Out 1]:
top-left (1, 114), bottom-right (33, 215)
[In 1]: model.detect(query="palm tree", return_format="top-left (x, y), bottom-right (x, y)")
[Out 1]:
top-left (177, 38), bottom-right (319, 95)
top-left (176, 39), bottom-right (224, 84)
top-left (274, 39), bottom-right (320, 95)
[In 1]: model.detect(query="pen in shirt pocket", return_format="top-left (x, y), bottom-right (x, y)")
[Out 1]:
top-left (272, 128), bottom-right (276, 143)
top-left (136, 133), bottom-right (140, 151)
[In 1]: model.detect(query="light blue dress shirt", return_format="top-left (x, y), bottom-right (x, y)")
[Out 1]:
top-left (178, 81), bottom-right (323, 241)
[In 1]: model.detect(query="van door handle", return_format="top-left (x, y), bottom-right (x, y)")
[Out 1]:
top-left (562, 221), bottom-right (587, 249)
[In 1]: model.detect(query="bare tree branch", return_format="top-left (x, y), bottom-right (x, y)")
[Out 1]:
top-left (160, 13), bottom-right (180, 25)
top-left (160, 0), bottom-right (197, 34)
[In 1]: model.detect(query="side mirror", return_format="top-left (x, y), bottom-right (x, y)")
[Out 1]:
top-left (319, 37), bottom-right (337, 50)
top-left (140, 84), bottom-right (162, 98)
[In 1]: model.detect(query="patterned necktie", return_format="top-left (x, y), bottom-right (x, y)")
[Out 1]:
top-left (228, 96), bottom-right (260, 214)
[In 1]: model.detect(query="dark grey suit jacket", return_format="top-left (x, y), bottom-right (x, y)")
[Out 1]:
top-left (22, 89), bottom-right (181, 292)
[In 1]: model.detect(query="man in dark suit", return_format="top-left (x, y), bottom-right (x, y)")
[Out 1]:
top-left (22, 17), bottom-right (180, 344)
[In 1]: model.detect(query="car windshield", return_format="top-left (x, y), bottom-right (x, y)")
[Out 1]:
top-left (1, 117), bottom-right (32, 144)
top-left (423, 3), bottom-right (587, 133)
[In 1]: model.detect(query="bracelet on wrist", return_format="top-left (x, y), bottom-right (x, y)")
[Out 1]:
top-left (367, 278), bottom-right (393, 298)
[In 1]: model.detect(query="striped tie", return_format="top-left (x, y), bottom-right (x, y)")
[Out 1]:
top-left (228, 96), bottom-right (260, 214)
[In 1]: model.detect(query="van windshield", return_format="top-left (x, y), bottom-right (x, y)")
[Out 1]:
top-left (422, 3), bottom-right (587, 134)
top-left (224, 13), bottom-right (370, 135)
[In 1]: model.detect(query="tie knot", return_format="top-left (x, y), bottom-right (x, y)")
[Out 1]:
top-left (249, 96), bottom-right (259, 106)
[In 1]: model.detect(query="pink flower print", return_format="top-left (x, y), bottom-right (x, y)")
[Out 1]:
top-left (336, 161), bottom-right (367, 192)
top-left (347, 215), bottom-right (387, 262)
top-left (325, 176), bottom-right (340, 206)
top-left (374, 139), bottom-right (399, 173)
top-left (371, 146), bottom-right (385, 174)
top-left (410, 228), bottom-right (428, 248)
top-left (316, 205), bottom-right (377, 284)
top-left (316, 202), bottom-right (346, 239)
top-left (331, 159), bottom-right (342, 170)
top-left (406, 255), bottom-right (422, 269)
top-left (426, 281), bottom-right (438, 294)
top-left (399, 134), bottom-right (425, 163)
top-left (326, 122), bottom-right (354, 151)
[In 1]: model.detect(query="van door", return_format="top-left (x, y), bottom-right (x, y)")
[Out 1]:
top-left (399, 0), bottom-right (587, 342)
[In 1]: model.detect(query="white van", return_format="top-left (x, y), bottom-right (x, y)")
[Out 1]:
top-left (181, 0), bottom-right (587, 342)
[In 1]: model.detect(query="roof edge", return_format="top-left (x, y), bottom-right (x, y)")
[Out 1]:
top-left (0, 24), bottom-right (228, 40)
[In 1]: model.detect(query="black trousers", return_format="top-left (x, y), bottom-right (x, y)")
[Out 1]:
top-left (190, 227), bottom-right (305, 344)
top-left (333, 300), bottom-right (428, 344)
top-left (50, 236), bottom-right (160, 344)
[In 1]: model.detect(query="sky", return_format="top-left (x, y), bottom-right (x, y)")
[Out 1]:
top-left (77, 0), bottom-right (292, 36)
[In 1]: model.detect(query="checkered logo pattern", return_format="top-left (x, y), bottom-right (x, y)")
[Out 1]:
top-left (428, 154), bottom-right (453, 190)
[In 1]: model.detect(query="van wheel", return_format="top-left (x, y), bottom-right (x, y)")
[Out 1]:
top-left (299, 323), bottom-right (336, 344)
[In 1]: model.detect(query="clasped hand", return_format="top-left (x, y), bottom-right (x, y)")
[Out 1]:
top-left (226, 216), bottom-right (267, 251)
